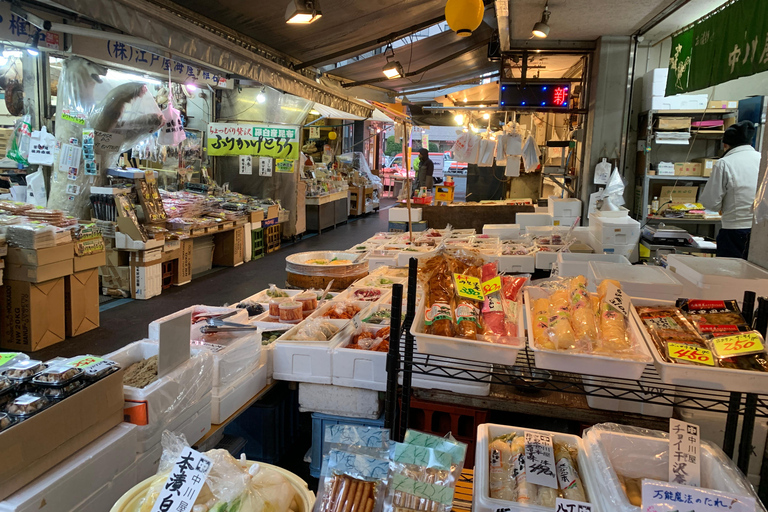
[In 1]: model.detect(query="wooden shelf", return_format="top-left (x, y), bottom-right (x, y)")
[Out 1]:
top-left (643, 108), bottom-right (738, 115)
top-left (642, 174), bottom-right (709, 182)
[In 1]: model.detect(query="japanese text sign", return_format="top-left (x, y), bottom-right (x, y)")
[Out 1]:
top-left (259, 156), bottom-right (273, 176)
top-left (710, 331), bottom-right (765, 358)
top-left (0, 4), bottom-right (60, 50)
top-left (207, 123), bottom-right (300, 160)
top-left (667, 343), bottom-right (715, 366)
top-left (239, 155), bottom-right (252, 175)
top-left (454, 273), bottom-right (483, 301)
top-left (603, 282), bottom-right (629, 317)
top-left (669, 419), bottom-right (701, 487)
top-left (524, 431), bottom-right (558, 488)
top-left (641, 480), bottom-right (755, 512)
top-left (481, 276), bottom-right (502, 296)
top-left (150, 447), bottom-right (213, 512)
top-left (555, 498), bottom-right (592, 512)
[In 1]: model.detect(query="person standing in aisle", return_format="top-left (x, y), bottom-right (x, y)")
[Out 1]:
top-left (700, 120), bottom-right (761, 259)
top-left (416, 147), bottom-right (434, 194)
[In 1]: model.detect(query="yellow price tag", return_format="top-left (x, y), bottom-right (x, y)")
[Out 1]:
top-left (481, 276), bottom-right (502, 296)
top-left (711, 332), bottom-right (765, 358)
top-left (454, 273), bottom-right (483, 301)
top-left (667, 343), bottom-right (715, 366)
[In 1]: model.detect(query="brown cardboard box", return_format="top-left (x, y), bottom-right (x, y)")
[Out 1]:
top-left (655, 117), bottom-right (692, 130)
top-left (0, 369), bottom-right (124, 500)
top-left (657, 186), bottom-right (699, 214)
top-left (65, 269), bottom-right (99, 337)
top-left (266, 204), bottom-right (279, 219)
top-left (708, 100), bottom-right (738, 109)
top-left (693, 157), bottom-right (719, 177)
top-left (100, 265), bottom-right (131, 290)
top-left (6, 242), bottom-right (74, 266)
top-left (73, 250), bottom-right (106, 272)
top-left (105, 248), bottom-right (130, 267)
top-left (249, 210), bottom-right (265, 224)
top-left (1, 278), bottom-right (65, 351)
top-left (673, 162), bottom-right (703, 176)
top-left (213, 227), bottom-right (244, 267)
top-left (129, 247), bottom-right (163, 266)
top-left (5, 259), bottom-right (73, 283)
top-left (174, 239), bottom-right (193, 285)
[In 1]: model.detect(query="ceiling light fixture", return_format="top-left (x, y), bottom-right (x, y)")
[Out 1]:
top-left (454, 114), bottom-right (465, 125)
top-left (381, 44), bottom-right (404, 80)
top-left (26, 31), bottom-right (40, 56)
top-left (483, 113), bottom-right (490, 120)
top-left (256, 87), bottom-right (267, 103)
top-left (285, 0), bottom-right (322, 24)
top-left (532, 2), bottom-right (551, 38)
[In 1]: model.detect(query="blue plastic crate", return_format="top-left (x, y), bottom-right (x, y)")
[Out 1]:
top-left (309, 412), bottom-right (385, 478)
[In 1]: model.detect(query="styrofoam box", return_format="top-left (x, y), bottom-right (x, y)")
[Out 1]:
top-left (366, 250), bottom-right (399, 269)
top-left (273, 325), bottom-right (351, 384)
top-left (115, 231), bottom-right (164, 251)
top-left (105, 340), bottom-right (213, 449)
top-left (492, 253), bottom-right (536, 273)
top-left (135, 443), bottom-right (163, 483)
top-left (645, 93), bottom-right (709, 111)
top-left (642, 68), bottom-right (668, 98)
top-left (590, 215), bottom-right (640, 246)
top-left (666, 254), bottom-right (768, 303)
top-left (525, 289), bottom-right (652, 380)
top-left (482, 224), bottom-right (521, 240)
top-left (588, 261), bottom-right (683, 300)
top-left (242, 287), bottom-right (305, 304)
top-left (389, 207), bottom-right (422, 222)
top-left (411, 297), bottom-right (525, 366)
top-left (548, 197), bottom-right (582, 218)
top-left (582, 426), bottom-right (763, 512)
top-left (534, 249), bottom-right (561, 270)
top-left (401, 357), bottom-right (492, 397)
top-left (517, 212), bottom-right (553, 229)
top-left (397, 248), bottom-right (438, 267)
top-left (474, 424), bottom-right (592, 512)
top-left (552, 216), bottom-right (580, 227)
top-left (299, 382), bottom-right (382, 419)
top-left (211, 361), bottom-right (267, 423)
top-left (73, 458), bottom-right (138, 512)
top-left (132, 263), bottom-right (162, 299)
top-left (332, 325), bottom-right (388, 391)
top-left (588, 232), bottom-right (639, 264)
top-left (582, 375), bottom-right (673, 417)
top-left (0, 423), bottom-right (137, 512)
top-left (631, 298), bottom-right (768, 394)
top-left (555, 253), bottom-right (630, 278)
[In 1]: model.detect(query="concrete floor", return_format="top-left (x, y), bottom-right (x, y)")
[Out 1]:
top-left (33, 207), bottom-right (393, 360)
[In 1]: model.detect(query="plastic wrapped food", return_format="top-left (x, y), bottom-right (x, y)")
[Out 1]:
top-left (554, 442), bottom-right (586, 502)
top-left (315, 450), bottom-right (389, 512)
top-left (38, 380), bottom-right (85, 400)
top-left (548, 290), bottom-right (577, 350)
top-left (570, 276), bottom-right (598, 341)
top-left (0, 376), bottom-right (14, 394)
top-left (489, 433), bottom-right (517, 501)
top-left (450, 252), bottom-right (485, 340)
top-left (64, 356), bottom-right (120, 381)
top-left (32, 366), bottom-right (84, 386)
top-left (532, 298), bottom-right (553, 349)
top-left (363, 308), bottom-right (391, 325)
top-left (596, 280), bottom-right (630, 352)
top-left (347, 327), bottom-right (390, 352)
top-left (279, 301), bottom-right (304, 323)
top-left (635, 306), bottom-right (707, 364)
top-left (501, 276), bottom-right (528, 339)
top-left (288, 319), bottom-right (340, 342)
top-left (423, 256), bottom-right (455, 337)
top-left (266, 283), bottom-right (289, 298)
top-left (322, 302), bottom-right (361, 320)
top-left (352, 288), bottom-right (383, 302)
top-left (6, 393), bottom-right (49, 417)
top-left (481, 262), bottom-right (506, 337)
top-left (295, 292), bottom-right (318, 312)
top-left (2, 360), bottom-right (46, 382)
top-left (677, 299), bottom-right (750, 335)
top-left (269, 297), bottom-right (290, 317)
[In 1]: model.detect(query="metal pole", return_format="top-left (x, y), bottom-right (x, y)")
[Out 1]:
top-left (399, 257), bottom-right (418, 442)
top-left (738, 394), bottom-right (758, 474)
top-left (722, 392), bottom-right (741, 458)
top-left (385, 283), bottom-right (403, 435)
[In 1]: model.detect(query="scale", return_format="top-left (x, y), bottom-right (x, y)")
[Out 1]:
top-left (642, 223), bottom-right (692, 245)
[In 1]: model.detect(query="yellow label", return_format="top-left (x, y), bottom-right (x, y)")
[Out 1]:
top-left (454, 273), bottom-right (483, 301)
top-left (481, 276), bottom-right (502, 296)
top-left (711, 332), bottom-right (765, 358)
top-left (667, 343), bottom-right (715, 366)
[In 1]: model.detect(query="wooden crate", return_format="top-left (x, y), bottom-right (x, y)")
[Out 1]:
top-left (265, 224), bottom-right (281, 254)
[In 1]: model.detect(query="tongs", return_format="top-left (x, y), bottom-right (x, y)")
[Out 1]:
top-left (200, 311), bottom-right (258, 333)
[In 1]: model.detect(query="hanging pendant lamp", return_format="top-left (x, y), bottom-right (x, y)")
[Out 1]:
top-left (445, 0), bottom-right (484, 37)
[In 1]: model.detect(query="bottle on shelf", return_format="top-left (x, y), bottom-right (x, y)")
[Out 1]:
top-left (651, 196), bottom-right (659, 214)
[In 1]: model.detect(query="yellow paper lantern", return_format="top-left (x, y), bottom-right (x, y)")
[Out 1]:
top-left (445, 0), bottom-right (484, 37)
top-left (328, 131), bottom-right (337, 140)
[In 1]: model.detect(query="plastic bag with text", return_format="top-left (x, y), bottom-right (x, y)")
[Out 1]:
top-left (451, 131), bottom-right (479, 164)
top-left (7, 114), bottom-right (31, 165)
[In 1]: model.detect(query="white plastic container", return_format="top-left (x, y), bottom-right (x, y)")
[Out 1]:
top-left (631, 298), bottom-right (768, 394)
top-left (273, 330), bottom-right (347, 385)
top-left (524, 289), bottom-right (652, 380)
top-left (74, 458), bottom-right (138, 512)
top-left (396, 248), bottom-right (438, 267)
top-left (389, 207), bottom-right (422, 222)
top-left (211, 361), bottom-right (268, 423)
top-left (492, 253), bottom-right (536, 273)
top-left (473, 424), bottom-right (592, 512)
top-left (552, 215), bottom-right (580, 227)
top-left (517, 213), bottom-right (553, 229)
top-left (588, 261), bottom-right (683, 300)
top-left (242, 287), bottom-right (304, 304)
top-left (332, 326), bottom-right (388, 392)
top-left (483, 224), bottom-right (521, 240)
top-left (590, 215), bottom-right (641, 246)
top-left (548, 197), bottom-right (582, 218)
top-left (666, 254), bottom-right (768, 303)
top-left (365, 250), bottom-right (399, 269)
top-left (581, 375), bottom-right (673, 418)
top-left (555, 253), bottom-right (630, 278)
top-left (400, 349), bottom-right (492, 397)
top-left (534, 249), bottom-right (560, 270)
top-left (410, 298), bottom-right (525, 366)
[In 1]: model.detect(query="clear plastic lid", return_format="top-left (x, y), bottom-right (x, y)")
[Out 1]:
top-left (2, 360), bottom-right (46, 381)
top-left (38, 380), bottom-right (86, 399)
top-left (6, 393), bottom-right (49, 417)
top-left (279, 300), bottom-right (304, 322)
top-left (668, 254), bottom-right (768, 282)
top-left (589, 262), bottom-right (683, 296)
top-left (32, 366), bottom-right (84, 387)
top-left (64, 355), bottom-right (120, 380)
top-left (0, 412), bottom-right (13, 432)
top-left (0, 376), bottom-right (15, 395)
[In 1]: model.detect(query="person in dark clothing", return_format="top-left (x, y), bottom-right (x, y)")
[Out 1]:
top-left (416, 148), bottom-right (434, 193)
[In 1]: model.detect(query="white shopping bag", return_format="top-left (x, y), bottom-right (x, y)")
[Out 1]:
top-left (594, 158), bottom-right (611, 185)
top-left (158, 97), bottom-right (186, 146)
top-left (521, 135), bottom-right (541, 172)
top-left (478, 138), bottom-right (496, 166)
top-left (27, 126), bottom-right (56, 166)
top-left (451, 131), bottom-right (479, 164)
top-left (505, 155), bottom-right (521, 177)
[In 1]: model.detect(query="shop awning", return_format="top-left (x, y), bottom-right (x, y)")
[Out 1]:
top-left (312, 103), bottom-right (366, 121)
top-left (48, 0), bottom-right (374, 118)
top-left (370, 109), bottom-right (395, 123)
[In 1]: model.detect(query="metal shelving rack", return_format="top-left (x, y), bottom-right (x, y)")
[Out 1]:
top-left (384, 258), bottom-right (768, 504)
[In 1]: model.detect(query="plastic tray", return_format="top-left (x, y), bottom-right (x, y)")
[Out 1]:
top-left (666, 254), bottom-right (768, 303)
top-left (631, 298), bottom-right (768, 394)
top-left (332, 326), bottom-right (388, 392)
top-left (482, 224), bottom-right (521, 240)
top-left (242, 287), bottom-right (305, 304)
top-left (410, 298), bottom-right (525, 366)
top-left (582, 375), bottom-right (673, 418)
top-left (534, 249), bottom-right (561, 270)
top-left (211, 361), bottom-right (267, 423)
top-left (491, 253), bottom-right (536, 274)
top-left (273, 326), bottom-right (350, 385)
top-left (555, 252), bottom-right (630, 278)
top-left (473, 423), bottom-right (592, 512)
top-left (524, 289), bottom-right (652, 380)
top-left (587, 261), bottom-right (683, 298)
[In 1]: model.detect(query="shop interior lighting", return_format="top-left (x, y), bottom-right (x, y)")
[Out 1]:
top-left (381, 44), bottom-right (404, 80)
top-left (454, 113), bottom-right (465, 125)
top-left (26, 31), bottom-right (40, 56)
top-left (532, 2), bottom-right (551, 38)
top-left (256, 87), bottom-right (267, 103)
top-left (0, 45), bottom-right (7, 66)
top-left (309, 109), bottom-right (320, 115)
top-left (482, 112), bottom-right (490, 120)
top-left (106, 69), bottom-right (162, 85)
top-left (285, 0), bottom-right (322, 24)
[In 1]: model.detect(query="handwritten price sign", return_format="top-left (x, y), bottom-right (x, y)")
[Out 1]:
top-left (454, 273), bottom-right (483, 300)
top-left (711, 331), bottom-right (765, 358)
top-left (603, 282), bottom-right (629, 317)
top-left (667, 342), bottom-right (715, 366)
top-left (68, 356), bottom-right (101, 368)
top-left (481, 276), bottom-right (502, 296)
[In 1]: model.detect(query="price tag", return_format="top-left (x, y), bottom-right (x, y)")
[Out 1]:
top-left (555, 498), bottom-right (592, 512)
top-left (641, 480), bottom-right (755, 512)
top-left (669, 418), bottom-right (701, 487)
top-left (352, 313), bottom-right (362, 330)
top-left (667, 343), bottom-right (715, 366)
top-left (66, 355), bottom-right (116, 377)
top-left (710, 331), bottom-right (765, 358)
top-left (603, 282), bottom-right (629, 317)
top-left (309, 126), bottom-right (320, 139)
top-left (0, 353), bottom-right (21, 368)
top-left (524, 431), bottom-right (557, 488)
top-left (454, 273), bottom-right (483, 301)
top-left (150, 447), bottom-right (213, 512)
top-left (481, 276), bottom-right (502, 296)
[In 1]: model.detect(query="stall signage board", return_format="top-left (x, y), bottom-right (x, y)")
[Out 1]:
top-left (207, 123), bottom-right (300, 160)
top-left (524, 431), bottom-right (557, 488)
top-left (239, 155), bottom-right (252, 175)
top-left (641, 480), bottom-right (754, 512)
top-left (668, 418), bottom-right (700, 487)
top-left (150, 447), bottom-right (213, 512)
top-left (0, 4), bottom-right (60, 49)
top-left (554, 499), bottom-right (592, 512)
top-left (258, 157), bottom-right (273, 176)
top-left (71, 35), bottom-right (232, 89)
top-left (666, 0), bottom-right (768, 94)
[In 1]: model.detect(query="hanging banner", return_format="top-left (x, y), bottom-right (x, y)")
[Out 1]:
top-left (207, 123), bottom-right (300, 160)
top-left (666, 0), bottom-right (768, 95)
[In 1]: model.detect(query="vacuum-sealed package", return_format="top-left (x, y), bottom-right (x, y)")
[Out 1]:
top-left (322, 424), bottom-right (391, 461)
top-left (315, 449), bottom-right (390, 512)
top-left (677, 299), bottom-right (750, 335)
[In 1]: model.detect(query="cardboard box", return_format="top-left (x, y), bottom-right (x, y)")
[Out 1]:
top-left (213, 227), bottom-right (244, 267)
top-left (658, 186), bottom-right (699, 214)
top-left (5, 259), bottom-right (73, 283)
top-left (65, 269), bottom-right (100, 337)
top-left (129, 248), bottom-right (163, 266)
top-left (0, 369), bottom-right (124, 501)
top-left (163, 239), bottom-right (181, 252)
top-left (174, 239), bottom-right (193, 285)
top-left (266, 204), bottom-right (279, 219)
top-left (674, 162), bottom-right (703, 176)
top-left (693, 157), bottom-right (719, 177)
top-left (249, 210), bottom-right (265, 224)
top-left (708, 100), bottom-right (738, 109)
top-left (100, 265), bottom-right (131, 291)
top-left (657, 162), bottom-right (675, 176)
top-left (6, 243), bottom-right (74, 266)
top-left (1, 278), bottom-right (65, 352)
top-left (73, 251), bottom-right (106, 272)
top-left (646, 94), bottom-right (708, 111)
top-left (105, 248), bottom-right (130, 268)
top-left (655, 117), bottom-right (691, 130)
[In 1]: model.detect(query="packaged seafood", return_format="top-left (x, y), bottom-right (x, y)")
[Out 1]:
top-left (0, 376), bottom-right (15, 395)
top-left (6, 393), bottom-right (49, 418)
top-left (0, 412), bottom-right (14, 432)
top-left (2, 360), bottom-right (46, 382)
top-left (32, 366), bottom-right (84, 386)
top-left (38, 380), bottom-right (86, 400)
